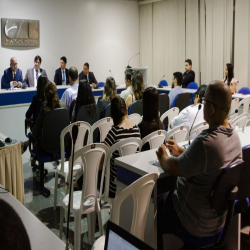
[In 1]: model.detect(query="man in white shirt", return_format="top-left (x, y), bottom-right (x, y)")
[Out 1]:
top-left (61, 67), bottom-right (79, 110)
top-left (23, 55), bottom-right (48, 87)
top-left (168, 72), bottom-right (185, 108)
top-left (120, 68), bottom-right (133, 101)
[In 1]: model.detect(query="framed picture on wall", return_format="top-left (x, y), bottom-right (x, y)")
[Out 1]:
top-left (1, 18), bottom-right (40, 47)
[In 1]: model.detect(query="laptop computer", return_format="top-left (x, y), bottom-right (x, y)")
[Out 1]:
top-left (104, 221), bottom-right (155, 250)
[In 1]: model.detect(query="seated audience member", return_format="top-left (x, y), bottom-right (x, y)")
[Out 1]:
top-left (24, 55), bottom-right (48, 87)
top-left (61, 66), bottom-right (79, 110)
top-left (97, 76), bottom-right (116, 119)
top-left (21, 75), bottom-right (48, 154)
top-left (3, 57), bottom-right (23, 89)
top-left (54, 56), bottom-right (69, 85)
top-left (71, 80), bottom-right (97, 122)
top-left (79, 62), bottom-right (98, 89)
top-left (171, 85), bottom-right (207, 131)
top-left (182, 59), bottom-right (195, 88)
top-left (156, 81), bottom-right (242, 249)
top-left (168, 72), bottom-right (185, 109)
top-left (120, 68), bottom-right (133, 101)
top-left (126, 70), bottom-right (144, 108)
top-left (138, 86), bottom-right (164, 140)
top-left (32, 82), bottom-right (67, 147)
top-left (223, 63), bottom-right (238, 94)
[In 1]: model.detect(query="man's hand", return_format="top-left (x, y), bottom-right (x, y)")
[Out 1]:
top-left (92, 83), bottom-right (96, 88)
top-left (166, 139), bottom-right (185, 157)
top-left (156, 144), bottom-right (169, 164)
top-left (13, 81), bottom-right (17, 87)
top-left (17, 81), bottom-right (22, 88)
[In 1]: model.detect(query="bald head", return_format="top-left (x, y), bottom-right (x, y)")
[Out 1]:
top-left (10, 57), bottom-right (18, 72)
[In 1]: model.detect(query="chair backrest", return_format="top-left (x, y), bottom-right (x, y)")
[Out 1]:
top-left (42, 108), bottom-right (70, 153)
top-left (75, 105), bottom-right (99, 125)
top-left (68, 144), bottom-right (108, 214)
top-left (60, 121), bottom-right (91, 172)
top-left (100, 138), bottom-right (142, 200)
top-left (159, 94), bottom-right (170, 117)
top-left (173, 93), bottom-right (191, 112)
top-left (236, 96), bottom-right (250, 114)
top-left (112, 173), bottom-right (159, 241)
top-left (159, 80), bottom-right (168, 86)
top-left (190, 121), bottom-right (209, 139)
top-left (141, 130), bottom-right (168, 150)
top-left (1, 75), bottom-right (4, 89)
top-left (98, 82), bottom-right (105, 87)
top-left (69, 99), bottom-right (76, 120)
top-left (91, 117), bottom-right (113, 143)
top-left (229, 113), bottom-right (249, 130)
top-left (229, 98), bottom-right (239, 120)
top-left (238, 87), bottom-right (250, 95)
top-left (105, 104), bottom-right (111, 117)
top-left (128, 113), bottom-right (142, 125)
top-left (160, 107), bottom-right (180, 131)
top-left (187, 82), bottom-right (198, 89)
top-left (190, 92), bottom-right (195, 105)
top-left (165, 125), bottom-right (189, 143)
top-left (128, 100), bottom-right (143, 115)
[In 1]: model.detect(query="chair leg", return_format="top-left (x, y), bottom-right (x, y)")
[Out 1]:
top-left (39, 161), bottom-right (50, 197)
top-left (97, 200), bottom-right (103, 236)
top-left (87, 212), bottom-right (95, 245)
top-left (54, 172), bottom-right (58, 210)
top-left (74, 212), bottom-right (81, 250)
top-left (59, 206), bottom-right (64, 239)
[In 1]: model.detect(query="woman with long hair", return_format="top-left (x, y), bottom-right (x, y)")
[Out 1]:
top-left (71, 80), bottom-right (97, 122)
top-left (125, 70), bottom-right (144, 108)
top-left (223, 63), bottom-right (238, 94)
top-left (97, 76), bottom-right (116, 118)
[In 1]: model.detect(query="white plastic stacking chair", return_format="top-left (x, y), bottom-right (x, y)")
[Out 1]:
top-left (165, 125), bottom-right (189, 143)
top-left (54, 121), bottom-right (91, 210)
top-left (160, 107), bottom-right (180, 131)
top-left (229, 113), bottom-right (249, 131)
top-left (141, 130), bottom-right (168, 150)
top-left (92, 173), bottom-right (159, 250)
top-left (190, 121), bottom-right (209, 139)
top-left (99, 138), bottom-right (142, 221)
top-left (234, 97), bottom-right (250, 127)
top-left (91, 117), bottom-right (113, 143)
top-left (59, 143), bottom-right (108, 249)
top-left (128, 113), bottom-right (142, 125)
top-left (229, 98), bottom-right (239, 120)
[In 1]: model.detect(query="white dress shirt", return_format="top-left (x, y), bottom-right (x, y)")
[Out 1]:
top-left (168, 86), bottom-right (186, 108)
top-left (61, 69), bottom-right (66, 85)
top-left (33, 68), bottom-right (41, 88)
top-left (60, 83), bottom-right (79, 110)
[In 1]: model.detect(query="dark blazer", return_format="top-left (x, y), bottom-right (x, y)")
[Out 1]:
top-left (26, 95), bottom-right (45, 124)
top-left (182, 70), bottom-right (195, 88)
top-left (3, 67), bottom-right (23, 89)
top-left (54, 68), bottom-right (69, 85)
top-left (79, 71), bottom-right (98, 87)
top-left (24, 67), bottom-right (48, 87)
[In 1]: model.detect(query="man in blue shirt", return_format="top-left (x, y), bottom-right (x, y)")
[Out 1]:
top-left (168, 72), bottom-right (185, 108)
top-left (3, 57), bottom-right (23, 89)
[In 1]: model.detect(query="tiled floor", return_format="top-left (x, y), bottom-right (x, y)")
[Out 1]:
top-left (22, 150), bottom-right (110, 250)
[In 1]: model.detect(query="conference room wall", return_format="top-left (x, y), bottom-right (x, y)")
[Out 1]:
top-left (0, 0), bottom-right (139, 85)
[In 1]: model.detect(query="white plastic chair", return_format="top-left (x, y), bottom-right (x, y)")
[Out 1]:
top-left (236, 97), bottom-right (250, 114)
top-left (91, 117), bottom-right (113, 143)
top-left (59, 143), bottom-right (108, 249)
top-left (190, 121), bottom-right (209, 139)
top-left (54, 121), bottom-right (91, 210)
top-left (92, 172), bottom-right (159, 250)
top-left (99, 138), bottom-right (142, 221)
top-left (229, 98), bottom-right (239, 120)
top-left (230, 113), bottom-right (249, 131)
top-left (128, 113), bottom-right (142, 125)
top-left (141, 130), bottom-right (168, 150)
top-left (165, 125), bottom-right (189, 143)
top-left (160, 107), bottom-right (180, 131)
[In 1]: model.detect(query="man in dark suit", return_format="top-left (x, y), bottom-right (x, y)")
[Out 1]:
top-left (3, 57), bottom-right (24, 89)
top-left (54, 56), bottom-right (69, 85)
top-left (24, 55), bottom-right (48, 87)
top-left (182, 59), bottom-right (195, 88)
top-left (79, 62), bottom-right (98, 88)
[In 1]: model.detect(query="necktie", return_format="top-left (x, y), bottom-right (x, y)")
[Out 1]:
top-left (13, 73), bottom-right (16, 81)
top-left (36, 70), bottom-right (38, 80)
top-left (62, 71), bottom-right (65, 81)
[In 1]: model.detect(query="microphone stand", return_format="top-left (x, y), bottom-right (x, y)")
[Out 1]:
top-left (188, 104), bottom-right (202, 145)
top-left (127, 53), bottom-right (140, 68)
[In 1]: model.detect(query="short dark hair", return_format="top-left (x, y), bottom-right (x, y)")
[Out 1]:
top-left (84, 63), bottom-right (89, 69)
top-left (173, 72), bottom-right (183, 86)
top-left (111, 96), bottom-right (127, 126)
top-left (185, 59), bottom-right (192, 66)
top-left (69, 67), bottom-right (78, 81)
top-left (194, 85), bottom-right (207, 101)
top-left (124, 69), bottom-right (133, 82)
top-left (34, 55), bottom-right (41, 63)
top-left (60, 56), bottom-right (67, 64)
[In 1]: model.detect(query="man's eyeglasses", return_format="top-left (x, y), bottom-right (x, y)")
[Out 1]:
top-left (202, 97), bottom-right (217, 107)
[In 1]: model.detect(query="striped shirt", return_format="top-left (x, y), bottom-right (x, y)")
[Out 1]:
top-left (104, 125), bottom-right (141, 198)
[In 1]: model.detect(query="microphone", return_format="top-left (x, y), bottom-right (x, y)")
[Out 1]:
top-left (189, 104), bottom-right (202, 145)
top-left (228, 109), bottom-right (238, 119)
top-left (109, 70), bottom-right (113, 77)
top-left (158, 75), bottom-right (165, 86)
top-left (127, 53), bottom-right (140, 68)
top-left (72, 124), bottom-right (79, 144)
